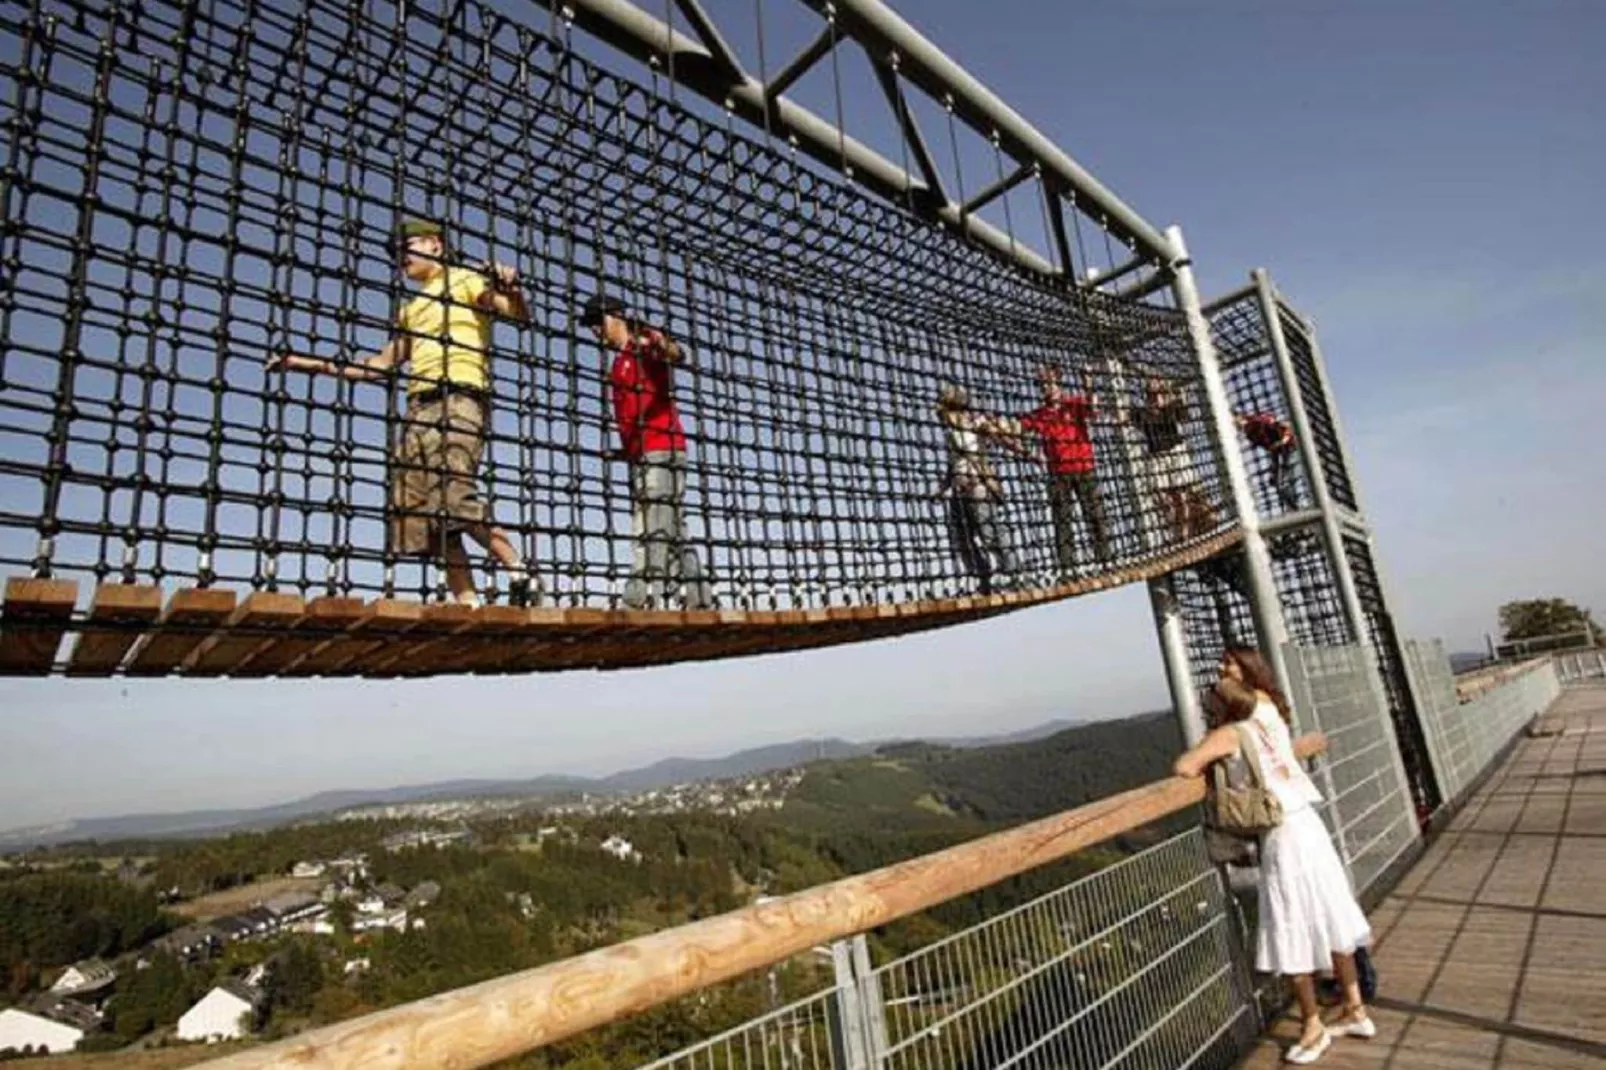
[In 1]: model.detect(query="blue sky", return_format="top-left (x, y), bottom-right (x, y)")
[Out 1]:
top-left (2, 0), bottom-right (1602, 828)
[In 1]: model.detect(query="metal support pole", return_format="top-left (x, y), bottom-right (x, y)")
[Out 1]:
top-left (1150, 574), bottom-right (1206, 744)
top-left (827, 938), bottom-right (870, 1070)
top-left (849, 934), bottom-right (888, 1068)
top-left (1252, 269), bottom-right (1368, 649)
top-left (1166, 227), bottom-right (1291, 690)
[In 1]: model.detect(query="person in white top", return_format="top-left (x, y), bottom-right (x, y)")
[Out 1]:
top-left (931, 383), bottom-right (1029, 593)
top-left (1174, 647), bottom-right (1375, 1065)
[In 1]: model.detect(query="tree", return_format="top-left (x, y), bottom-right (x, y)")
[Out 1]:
top-left (1498, 598), bottom-right (1599, 642)
top-left (265, 941), bottom-right (325, 1018)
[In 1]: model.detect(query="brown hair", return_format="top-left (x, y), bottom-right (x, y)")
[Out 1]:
top-left (1210, 677), bottom-right (1259, 725)
top-left (1222, 646), bottom-right (1293, 725)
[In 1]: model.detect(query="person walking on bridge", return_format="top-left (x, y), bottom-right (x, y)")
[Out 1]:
top-left (268, 218), bottom-right (538, 608)
top-left (582, 293), bottom-right (711, 611)
top-left (1173, 648), bottom-right (1375, 1064)
top-left (931, 382), bottom-right (1028, 594)
top-left (1019, 364), bottom-right (1109, 579)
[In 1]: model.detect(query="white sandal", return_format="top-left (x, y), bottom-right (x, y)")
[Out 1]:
top-left (1284, 1027), bottom-right (1331, 1064)
top-left (1330, 1013), bottom-right (1377, 1039)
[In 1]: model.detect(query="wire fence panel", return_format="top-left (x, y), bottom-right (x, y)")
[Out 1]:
top-left (1402, 643), bottom-right (1562, 808)
top-left (1281, 643), bottom-right (1418, 898)
top-left (634, 983), bottom-right (854, 1070)
top-left (1401, 638), bottom-right (1469, 801)
top-left (637, 831), bottom-right (1260, 1070)
top-left (1555, 650), bottom-right (1606, 684)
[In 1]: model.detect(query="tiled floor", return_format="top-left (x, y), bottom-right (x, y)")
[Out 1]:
top-left (1241, 684), bottom-right (1606, 1069)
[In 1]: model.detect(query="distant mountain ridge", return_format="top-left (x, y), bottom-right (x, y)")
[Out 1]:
top-left (0, 718), bottom-right (1090, 849)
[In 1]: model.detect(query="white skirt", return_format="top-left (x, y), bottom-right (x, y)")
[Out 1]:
top-left (1255, 806), bottom-right (1372, 976)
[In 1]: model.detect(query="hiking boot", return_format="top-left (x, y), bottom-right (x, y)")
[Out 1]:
top-left (507, 576), bottom-right (540, 608)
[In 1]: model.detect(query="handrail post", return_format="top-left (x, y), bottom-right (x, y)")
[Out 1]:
top-left (1166, 226), bottom-right (1292, 690)
top-left (850, 934), bottom-right (889, 1069)
top-left (828, 938), bottom-right (872, 1070)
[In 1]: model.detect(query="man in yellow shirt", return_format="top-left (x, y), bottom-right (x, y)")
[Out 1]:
top-left (269, 219), bottom-right (537, 608)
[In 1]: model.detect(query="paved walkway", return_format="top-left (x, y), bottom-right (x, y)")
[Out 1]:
top-left (1243, 683), bottom-right (1606, 1069)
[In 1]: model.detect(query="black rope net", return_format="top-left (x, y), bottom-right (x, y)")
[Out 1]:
top-left (0, 0), bottom-right (1236, 625)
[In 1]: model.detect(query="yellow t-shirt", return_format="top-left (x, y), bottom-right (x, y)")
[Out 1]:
top-left (399, 268), bottom-right (491, 396)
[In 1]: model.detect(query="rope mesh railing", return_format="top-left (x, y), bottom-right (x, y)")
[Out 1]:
top-left (0, 0), bottom-right (1239, 674)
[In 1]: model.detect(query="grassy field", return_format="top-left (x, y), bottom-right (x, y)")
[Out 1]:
top-left (169, 876), bottom-right (323, 921)
top-left (37, 1042), bottom-right (252, 1070)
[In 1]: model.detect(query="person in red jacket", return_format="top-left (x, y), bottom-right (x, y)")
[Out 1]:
top-left (1020, 365), bottom-right (1109, 577)
top-left (1236, 411), bottom-right (1301, 511)
top-left (581, 294), bottom-right (711, 610)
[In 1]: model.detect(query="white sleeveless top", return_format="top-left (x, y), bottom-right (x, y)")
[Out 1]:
top-left (1239, 699), bottom-right (1322, 812)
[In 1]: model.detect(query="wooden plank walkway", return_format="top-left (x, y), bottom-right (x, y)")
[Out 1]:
top-left (1243, 683), bottom-right (1606, 1069)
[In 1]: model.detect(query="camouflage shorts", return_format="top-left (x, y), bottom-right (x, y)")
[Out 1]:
top-left (390, 392), bottom-right (487, 557)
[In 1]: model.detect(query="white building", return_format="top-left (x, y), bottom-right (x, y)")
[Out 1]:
top-left (50, 959), bottom-right (116, 996)
top-left (351, 908), bottom-right (408, 934)
top-left (600, 834), bottom-right (639, 861)
top-left (175, 983), bottom-right (260, 1043)
top-left (0, 1007), bottom-right (86, 1054)
top-left (290, 861), bottom-right (327, 879)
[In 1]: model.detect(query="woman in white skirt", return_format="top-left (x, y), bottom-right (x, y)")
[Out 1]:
top-left (1174, 647), bottom-right (1375, 1064)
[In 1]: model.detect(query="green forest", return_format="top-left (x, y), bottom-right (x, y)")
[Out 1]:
top-left (0, 712), bottom-right (1192, 1068)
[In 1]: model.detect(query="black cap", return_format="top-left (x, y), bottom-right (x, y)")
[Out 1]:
top-left (579, 293), bottom-right (627, 328)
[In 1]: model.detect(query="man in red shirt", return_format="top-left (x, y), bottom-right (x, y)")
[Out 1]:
top-left (1235, 411), bottom-right (1301, 511)
top-left (581, 294), bottom-right (711, 610)
top-left (1020, 365), bottom-right (1109, 577)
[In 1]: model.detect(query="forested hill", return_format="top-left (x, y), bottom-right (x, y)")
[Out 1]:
top-left (776, 711), bottom-right (1184, 834)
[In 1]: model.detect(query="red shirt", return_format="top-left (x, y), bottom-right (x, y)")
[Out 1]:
top-left (609, 334), bottom-right (685, 459)
top-left (1022, 395), bottom-right (1095, 475)
top-left (1242, 413), bottom-right (1291, 451)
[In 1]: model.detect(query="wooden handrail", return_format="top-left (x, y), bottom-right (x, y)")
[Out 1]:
top-left (193, 732), bottom-right (1327, 1070)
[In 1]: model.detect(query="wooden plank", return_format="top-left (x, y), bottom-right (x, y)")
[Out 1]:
top-left (184, 592), bottom-right (307, 677)
top-left (0, 577), bottom-right (79, 675)
top-left (361, 603), bottom-right (479, 677)
top-left (125, 588), bottom-right (238, 677)
top-left (233, 597), bottom-right (368, 678)
top-left (67, 584), bottom-right (164, 676)
top-left (287, 599), bottom-right (423, 677)
top-left (448, 606), bottom-right (536, 675)
top-left (189, 731), bottom-right (1331, 1070)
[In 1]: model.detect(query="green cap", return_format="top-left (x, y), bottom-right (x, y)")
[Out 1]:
top-left (398, 217), bottom-right (443, 240)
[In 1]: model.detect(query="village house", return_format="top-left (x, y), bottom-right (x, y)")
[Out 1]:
top-left (49, 959), bottom-right (116, 999)
top-left (403, 880), bottom-right (441, 909)
top-left (175, 980), bottom-right (262, 1043)
top-left (263, 891), bottom-right (325, 928)
top-left (0, 999), bottom-right (100, 1054)
top-left (290, 860), bottom-right (327, 879)
top-left (600, 834), bottom-right (640, 862)
top-left (150, 923), bottom-right (221, 962)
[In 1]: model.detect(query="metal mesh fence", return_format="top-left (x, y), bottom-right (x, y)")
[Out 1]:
top-left (638, 830), bottom-right (1259, 1070)
top-left (1281, 643), bottom-right (1418, 899)
top-left (1403, 641), bottom-right (1561, 806)
top-left (1272, 311), bottom-right (1354, 512)
top-left (0, 0), bottom-right (1232, 614)
top-left (1206, 297), bottom-right (1308, 522)
top-left (1343, 537), bottom-right (1439, 814)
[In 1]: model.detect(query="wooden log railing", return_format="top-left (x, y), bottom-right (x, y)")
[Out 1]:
top-left (192, 733), bottom-right (1328, 1070)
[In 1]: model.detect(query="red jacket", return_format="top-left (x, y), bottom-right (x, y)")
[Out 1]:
top-left (1022, 395), bottom-right (1095, 475)
top-left (609, 332), bottom-right (686, 459)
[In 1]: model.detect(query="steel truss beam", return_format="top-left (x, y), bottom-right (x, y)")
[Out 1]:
top-left (528, 0), bottom-right (1176, 286)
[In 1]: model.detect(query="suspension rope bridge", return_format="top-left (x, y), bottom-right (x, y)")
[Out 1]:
top-left (0, 0), bottom-right (1260, 677)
